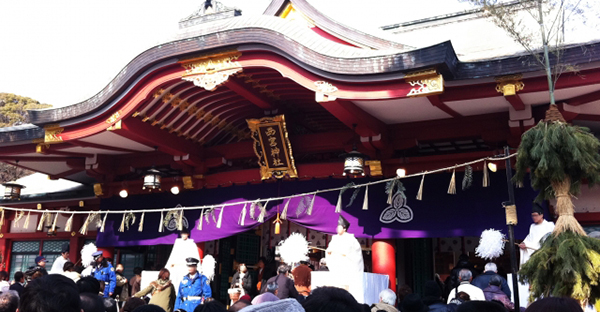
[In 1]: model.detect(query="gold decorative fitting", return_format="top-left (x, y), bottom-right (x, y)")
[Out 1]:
top-left (37, 203), bottom-right (42, 209)
top-left (142, 116), bottom-right (150, 122)
top-left (71, 231), bottom-right (76, 236)
top-left (171, 97), bottom-right (182, 108)
top-left (406, 74), bottom-right (444, 97)
top-left (495, 74), bottom-right (524, 96)
top-left (93, 183), bottom-right (103, 197)
top-left (36, 143), bottom-right (50, 154)
top-left (404, 68), bottom-right (438, 79)
top-left (196, 108), bottom-right (206, 119)
top-left (210, 117), bottom-right (221, 126)
top-left (43, 124), bottom-right (64, 143)
top-left (203, 113), bottom-right (213, 123)
top-left (151, 120), bottom-right (161, 126)
top-left (180, 51), bottom-right (243, 91)
top-left (187, 106), bottom-right (199, 115)
top-left (153, 88), bottom-right (165, 98)
top-left (162, 93), bottom-right (174, 103)
top-left (314, 81), bottom-right (338, 102)
top-left (179, 101), bottom-right (190, 111)
top-left (365, 160), bottom-right (383, 176)
top-left (218, 120), bottom-right (227, 129)
top-left (247, 115), bottom-right (298, 180)
top-left (182, 176), bottom-right (194, 189)
top-left (106, 120), bottom-right (122, 131)
top-left (105, 111), bottom-right (122, 124)
top-left (132, 111), bottom-right (140, 117)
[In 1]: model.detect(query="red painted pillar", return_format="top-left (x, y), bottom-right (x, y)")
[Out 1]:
top-left (372, 239), bottom-right (396, 292)
top-left (97, 247), bottom-right (115, 261)
top-left (197, 242), bottom-right (205, 259)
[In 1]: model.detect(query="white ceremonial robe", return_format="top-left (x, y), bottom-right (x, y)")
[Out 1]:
top-left (326, 232), bottom-right (364, 273)
top-left (520, 219), bottom-right (555, 266)
top-left (166, 238), bottom-right (201, 294)
top-left (50, 256), bottom-right (69, 274)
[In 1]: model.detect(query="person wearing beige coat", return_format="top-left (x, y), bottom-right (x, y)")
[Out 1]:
top-left (133, 269), bottom-right (176, 312)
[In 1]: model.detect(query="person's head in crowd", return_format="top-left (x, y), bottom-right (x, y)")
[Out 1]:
top-left (0, 291), bottom-right (19, 312)
top-left (186, 257), bottom-right (199, 275)
top-left (103, 297), bottom-right (117, 312)
top-left (64, 261), bottom-right (75, 272)
top-left (19, 274), bottom-right (81, 312)
top-left (77, 276), bottom-right (101, 294)
top-left (238, 263), bottom-right (247, 273)
top-left (277, 264), bottom-right (289, 275)
top-left (524, 297), bottom-right (583, 312)
top-left (484, 262), bottom-right (498, 273)
top-left (80, 293), bottom-right (105, 312)
top-left (423, 280), bottom-right (442, 302)
top-left (116, 264), bottom-right (124, 274)
top-left (228, 299), bottom-right (251, 312)
top-left (193, 300), bottom-right (227, 312)
top-left (0, 271), bottom-right (8, 282)
top-left (257, 257), bottom-right (267, 269)
top-left (122, 298), bottom-right (146, 312)
top-left (61, 243), bottom-right (70, 260)
top-left (378, 289), bottom-right (396, 306)
top-left (458, 269), bottom-right (473, 283)
top-left (158, 268), bottom-right (170, 281)
top-left (266, 282), bottom-right (279, 295)
top-left (13, 272), bottom-right (24, 284)
top-left (457, 291), bottom-right (471, 302)
top-left (75, 265), bottom-right (85, 274)
top-left (131, 305), bottom-right (166, 312)
top-left (180, 227), bottom-right (191, 240)
top-left (34, 256), bottom-right (47, 268)
top-left (302, 286), bottom-right (363, 312)
top-left (134, 267), bottom-right (143, 276)
top-left (489, 275), bottom-right (503, 287)
top-left (319, 258), bottom-right (326, 267)
top-left (457, 300), bottom-right (508, 312)
top-left (397, 284), bottom-right (413, 303)
top-left (251, 292), bottom-right (279, 305)
top-left (400, 293), bottom-right (428, 312)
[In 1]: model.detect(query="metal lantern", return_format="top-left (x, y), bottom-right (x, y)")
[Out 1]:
top-left (142, 168), bottom-right (162, 190)
top-left (2, 183), bottom-right (25, 200)
top-left (343, 150), bottom-right (366, 176)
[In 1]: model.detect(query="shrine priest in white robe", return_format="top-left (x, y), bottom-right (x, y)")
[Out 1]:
top-left (166, 227), bottom-right (200, 294)
top-left (50, 243), bottom-right (70, 274)
top-left (519, 204), bottom-right (555, 266)
top-left (326, 215), bottom-right (364, 273)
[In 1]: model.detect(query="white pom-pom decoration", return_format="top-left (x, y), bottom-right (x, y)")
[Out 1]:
top-left (201, 254), bottom-right (217, 281)
top-left (80, 242), bottom-right (98, 269)
top-left (278, 233), bottom-right (309, 265)
top-left (475, 229), bottom-right (506, 260)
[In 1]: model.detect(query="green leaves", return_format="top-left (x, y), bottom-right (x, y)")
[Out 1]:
top-left (513, 120), bottom-right (600, 201)
top-left (519, 232), bottom-right (600, 304)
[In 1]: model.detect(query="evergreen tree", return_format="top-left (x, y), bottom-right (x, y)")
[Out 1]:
top-left (0, 93), bottom-right (52, 182)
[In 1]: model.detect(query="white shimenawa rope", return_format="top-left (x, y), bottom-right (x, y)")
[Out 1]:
top-left (0, 153), bottom-right (517, 215)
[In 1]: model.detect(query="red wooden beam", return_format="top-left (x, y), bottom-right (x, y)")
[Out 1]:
top-left (114, 117), bottom-right (203, 157)
top-left (0, 156), bottom-right (80, 162)
top-left (69, 140), bottom-right (143, 154)
top-left (224, 78), bottom-right (274, 109)
top-left (565, 90), bottom-right (600, 106)
top-left (318, 100), bottom-right (387, 137)
top-left (49, 168), bottom-right (83, 180)
top-left (504, 94), bottom-right (526, 111)
top-left (427, 95), bottom-right (462, 117)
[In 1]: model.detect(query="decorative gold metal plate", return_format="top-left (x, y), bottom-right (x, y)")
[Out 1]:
top-left (247, 115), bottom-right (298, 180)
top-left (495, 74), bottom-right (524, 96)
top-left (180, 51), bottom-right (243, 91)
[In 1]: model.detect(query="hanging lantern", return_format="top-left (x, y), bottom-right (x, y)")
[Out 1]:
top-left (142, 168), bottom-right (162, 190)
top-left (2, 183), bottom-right (25, 200)
top-left (342, 150), bottom-right (366, 177)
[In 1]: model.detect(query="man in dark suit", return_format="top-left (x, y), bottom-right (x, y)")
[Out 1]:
top-left (264, 264), bottom-right (298, 300)
top-left (9, 272), bottom-right (25, 296)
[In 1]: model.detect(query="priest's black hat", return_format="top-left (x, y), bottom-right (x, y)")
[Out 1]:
top-left (337, 215), bottom-right (350, 230)
top-left (180, 227), bottom-right (190, 235)
top-left (532, 203), bottom-right (544, 215)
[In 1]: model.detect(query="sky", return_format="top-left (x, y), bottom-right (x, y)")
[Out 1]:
top-left (0, 0), bottom-right (596, 107)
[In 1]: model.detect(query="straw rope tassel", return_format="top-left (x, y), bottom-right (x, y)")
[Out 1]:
top-left (216, 206), bottom-right (225, 229)
top-left (448, 168), bottom-right (456, 195)
top-left (281, 199), bottom-right (291, 220)
top-left (100, 212), bottom-right (108, 233)
top-left (178, 209), bottom-right (184, 231)
top-left (80, 213), bottom-right (91, 235)
top-left (387, 181), bottom-right (395, 204)
top-left (198, 209), bottom-right (204, 230)
top-left (37, 211), bottom-right (48, 231)
top-left (64, 213), bottom-right (74, 232)
top-left (483, 161), bottom-right (490, 187)
top-left (138, 212), bottom-right (145, 232)
top-left (307, 194), bottom-right (316, 215)
top-left (13, 211), bottom-right (24, 228)
top-left (24, 211), bottom-right (31, 229)
top-left (238, 203), bottom-right (247, 226)
top-left (416, 174), bottom-right (425, 201)
top-left (250, 202), bottom-right (256, 220)
top-left (159, 210), bottom-right (164, 232)
top-left (362, 185), bottom-right (369, 210)
top-left (258, 201), bottom-right (269, 223)
top-left (50, 212), bottom-right (59, 232)
top-left (118, 212), bottom-right (126, 232)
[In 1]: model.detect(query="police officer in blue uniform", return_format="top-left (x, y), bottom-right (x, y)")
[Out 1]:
top-left (174, 257), bottom-right (212, 312)
top-left (91, 251), bottom-right (117, 298)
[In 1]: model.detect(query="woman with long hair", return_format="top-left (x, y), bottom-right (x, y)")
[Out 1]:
top-left (230, 263), bottom-right (252, 296)
top-left (133, 268), bottom-right (176, 312)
